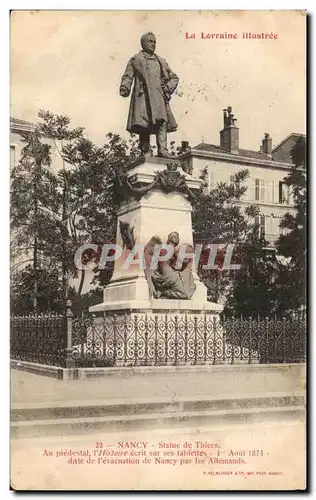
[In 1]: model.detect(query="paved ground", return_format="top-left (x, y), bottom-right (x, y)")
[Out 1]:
top-left (11, 365), bottom-right (305, 406)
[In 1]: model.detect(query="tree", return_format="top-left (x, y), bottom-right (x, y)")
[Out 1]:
top-left (274, 135), bottom-right (306, 314)
top-left (10, 266), bottom-right (66, 314)
top-left (10, 129), bottom-right (61, 311)
top-left (223, 235), bottom-right (281, 318)
top-left (36, 110), bottom-right (86, 296)
top-left (224, 136), bottom-right (307, 318)
top-left (62, 131), bottom-right (141, 291)
top-left (10, 111), bottom-right (141, 313)
top-left (192, 169), bottom-right (260, 303)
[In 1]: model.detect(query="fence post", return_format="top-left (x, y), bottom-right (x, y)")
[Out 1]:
top-left (65, 299), bottom-right (75, 368)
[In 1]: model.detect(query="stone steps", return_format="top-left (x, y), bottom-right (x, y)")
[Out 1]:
top-left (11, 393), bottom-right (304, 421)
top-left (11, 393), bottom-right (305, 439)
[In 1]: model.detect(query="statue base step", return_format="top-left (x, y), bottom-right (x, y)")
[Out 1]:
top-left (89, 298), bottom-right (223, 314)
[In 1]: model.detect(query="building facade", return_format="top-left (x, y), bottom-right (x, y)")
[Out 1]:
top-left (10, 117), bottom-right (63, 173)
top-left (180, 106), bottom-right (303, 246)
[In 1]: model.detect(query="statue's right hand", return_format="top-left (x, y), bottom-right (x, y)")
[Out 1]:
top-left (120, 87), bottom-right (129, 97)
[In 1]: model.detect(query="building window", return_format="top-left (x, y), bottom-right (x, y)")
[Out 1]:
top-left (10, 145), bottom-right (15, 169)
top-left (260, 180), bottom-right (265, 202)
top-left (255, 215), bottom-right (266, 239)
top-left (255, 178), bottom-right (260, 201)
top-left (260, 215), bottom-right (266, 239)
top-left (254, 179), bottom-right (265, 202)
top-left (279, 181), bottom-right (289, 204)
top-left (230, 175), bottom-right (236, 196)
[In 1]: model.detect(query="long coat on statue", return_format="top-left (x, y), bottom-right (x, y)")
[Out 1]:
top-left (120, 51), bottom-right (179, 134)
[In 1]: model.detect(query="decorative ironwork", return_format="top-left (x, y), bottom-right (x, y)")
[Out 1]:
top-left (10, 313), bottom-right (66, 366)
top-left (10, 309), bottom-right (306, 368)
top-left (69, 312), bottom-right (306, 368)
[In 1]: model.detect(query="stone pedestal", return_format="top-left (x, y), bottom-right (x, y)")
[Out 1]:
top-left (90, 156), bottom-right (222, 316)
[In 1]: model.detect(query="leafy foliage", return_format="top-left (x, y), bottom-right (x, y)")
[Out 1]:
top-left (274, 135), bottom-right (306, 313)
top-left (11, 111), bottom-right (141, 313)
top-left (10, 266), bottom-right (66, 314)
top-left (223, 236), bottom-right (281, 318)
top-left (192, 169), bottom-right (261, 303)
top-left (224, 136), bottom-right (307, 318)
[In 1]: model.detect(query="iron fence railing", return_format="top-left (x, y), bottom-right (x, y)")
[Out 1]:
top-left (10, 304), bottom-right (306, 368)
top-left (70, 312), bottom-right (306, 367)
top-left (10, 313), bottom-right (67, 367)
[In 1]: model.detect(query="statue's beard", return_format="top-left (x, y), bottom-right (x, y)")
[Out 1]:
top-left (143, 47), bottom-right (155, 55)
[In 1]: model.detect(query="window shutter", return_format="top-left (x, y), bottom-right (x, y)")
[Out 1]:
top-left (265, 216), bottom-right (271, 235)
top-left (255, 178), bottom-right (260, 201)
top-left (264, 180), bottom-right (271, 203)
top-left (288, 186), bottom-right (294, 206)
top-left (254, 215), bottom-right (260, 237)
top-left (282, 183), bottom-right (286, 204)
top-left (264, 180), bottom-right (269, 203)
top-left (260, 215), bottom-right (266, 238)
top-left (272, 180), bottom-right (279, 204)
top-left (208, 171), bottom-right (214, 191)
top-left (278, 181), bottom-right (283, 204)
top-left (271, 217), bottom-right (278, 239)
top-left (260, 179), bottom-right (265, 202)
top-left (10, 145), bottom-right (15, 169)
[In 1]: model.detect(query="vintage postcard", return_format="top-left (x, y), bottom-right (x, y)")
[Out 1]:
top-left (10, 10), bottom-right (307, 491)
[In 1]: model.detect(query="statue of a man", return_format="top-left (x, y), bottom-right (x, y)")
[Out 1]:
top-left (119, 32), bottom-right (179, 158)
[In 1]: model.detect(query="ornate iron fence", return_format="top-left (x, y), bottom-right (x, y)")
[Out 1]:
top-left (10, 313), bottom-right (67, 367)
top-left (10, 306), bottom-right (306, 368)
top-left (70, 312), bottom-right (306, 367)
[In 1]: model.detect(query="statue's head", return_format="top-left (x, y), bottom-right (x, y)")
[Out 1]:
top-left (141, 32), bottom-right (156, 54)
top-left (167, 231), bottom-right (180, 247)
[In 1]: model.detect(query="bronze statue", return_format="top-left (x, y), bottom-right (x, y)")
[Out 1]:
top-left (119, 32), bottom-right (179, 158)
top-left (144, 232), bottom-right (196, 300)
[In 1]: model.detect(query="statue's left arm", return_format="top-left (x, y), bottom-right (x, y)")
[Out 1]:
top-left (163, 59), bottom-right (179, 96)
top-left (119, 57), bottom-right (135, 97)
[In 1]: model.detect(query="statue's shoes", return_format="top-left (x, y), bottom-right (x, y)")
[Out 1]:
top-left (157, 152), bottom-right (175, 159)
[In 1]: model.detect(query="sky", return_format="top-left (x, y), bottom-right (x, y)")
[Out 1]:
top-left (10, 10), bottom-right (306, 151)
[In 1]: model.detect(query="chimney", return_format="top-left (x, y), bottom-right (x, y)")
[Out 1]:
top-left (220, 106), bottom-right (239, 154)
top-left (180, 140), bottom-right (190, 152)
top-left (261, 133), bottom-right (272, 156)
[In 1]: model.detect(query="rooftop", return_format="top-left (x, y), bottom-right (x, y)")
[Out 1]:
top-left (189, 107), bottom-right (305, 166)
top-left (192, 142), bottom-right (271, 161)
top-left (191, 133), bottom-right (305, 165)
top-left (10, 117), bottom-right (36, 132)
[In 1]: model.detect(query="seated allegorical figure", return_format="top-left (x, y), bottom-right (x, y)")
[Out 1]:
top-left (144, 231), bottom-right (196, 300)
